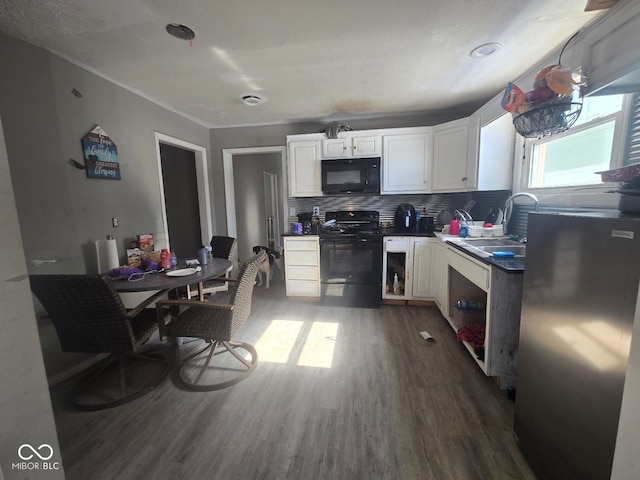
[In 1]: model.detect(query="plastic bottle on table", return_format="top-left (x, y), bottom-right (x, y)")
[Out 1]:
top-left (160, 249), bottom-right (171, 270)
top-left (170, 250), bottom-right (177, 269)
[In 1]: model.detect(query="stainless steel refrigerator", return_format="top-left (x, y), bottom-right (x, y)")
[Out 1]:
top-left (514, 212), bottom-right (640, 480)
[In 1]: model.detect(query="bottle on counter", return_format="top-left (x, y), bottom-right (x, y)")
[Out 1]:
top-left (393, 273), bottom-right (400, 295)
top-left (160, 248), bottom-right (171, 270)
top-left (415, 209), bottom-right (421, 231)
top-left (170, 250), bottom-right (177, 269)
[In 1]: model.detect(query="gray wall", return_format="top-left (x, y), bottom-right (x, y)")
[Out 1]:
top-left (0, 31), bottom-right (211, 381)
top-left (0, 116), bottom-right (64, 478)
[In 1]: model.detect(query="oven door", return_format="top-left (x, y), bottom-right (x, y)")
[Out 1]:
top-left (320, 236), bottom-right (382, 307)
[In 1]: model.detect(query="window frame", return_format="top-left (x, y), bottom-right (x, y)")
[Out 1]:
top-left (514, 94), bottom-right (634, 208)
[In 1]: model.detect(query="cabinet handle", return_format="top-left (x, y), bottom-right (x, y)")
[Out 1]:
top-left (461, 177), bottom-right (467, 181)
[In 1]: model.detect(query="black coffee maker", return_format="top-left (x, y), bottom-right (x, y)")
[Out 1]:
top-left (394, 203), bottom-right (416, 231)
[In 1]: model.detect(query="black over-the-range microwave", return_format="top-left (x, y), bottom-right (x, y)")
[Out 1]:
top-left (321, 157), bottom-right (380, 195)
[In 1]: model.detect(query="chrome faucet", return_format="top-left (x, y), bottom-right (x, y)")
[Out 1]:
top-left (503, 192), bottom-right (539, 236)
top-left (454, 209), bottom-right (473, 224)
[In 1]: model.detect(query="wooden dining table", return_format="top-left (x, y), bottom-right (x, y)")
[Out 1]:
top-left (110, 258), bottom-right (233, 300)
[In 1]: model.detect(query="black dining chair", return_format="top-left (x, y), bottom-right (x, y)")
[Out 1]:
top-left (185, 235), bottom-right (237, 300)
top-left (155, 251), bottom-right (265, 391)
top-left (29, 274), bottom-right (170, 410)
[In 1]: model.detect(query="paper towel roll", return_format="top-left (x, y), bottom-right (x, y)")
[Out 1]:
top-left (95, 238), bottom-right (120, 273)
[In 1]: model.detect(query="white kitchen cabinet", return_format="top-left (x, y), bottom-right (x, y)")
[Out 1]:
top-left (383, 236), bottom-right (438, 301)
top-left (411, 238), bottom-right (436, 298)
top-left (383, 236), bottom-right (412, 299)
top-left (382, 132), bottom-right (431, 194)
top-left (431, 118), bottom-right (470, 192)
top-left (456, 107), bottom-right (513, 192)
top-left (322, 134), bottom-right (381, 158)
top-left (581, 0), bottom-right (640, 96)
top-left (432, 240), bottom-right (448, 312)
top-left (288, 141), bottom-right (322, 197)
top-left (445, 245), bottom-right (523, 388)
top-left (283, 236), bottom-right (320, 297)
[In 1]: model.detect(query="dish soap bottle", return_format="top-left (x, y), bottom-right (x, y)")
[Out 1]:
top-left (393, 273), bottom-right (400, 295)
top-left (170, 250), bottom-right (177, 270)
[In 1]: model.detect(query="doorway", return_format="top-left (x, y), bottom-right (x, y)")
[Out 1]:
top-left (159, 143), bottom-right (201, 258)
top-left (154, 133), bottom-right (212, 255)
top-left (223, 146), bottom-right (287, 264)
top-left (264, 171), bottom-right (280, 250)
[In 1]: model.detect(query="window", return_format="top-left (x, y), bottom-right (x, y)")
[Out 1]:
top-left (526, 94), bottom-right (628, 189)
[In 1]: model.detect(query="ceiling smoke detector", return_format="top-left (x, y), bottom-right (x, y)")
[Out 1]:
top-left (470, 42), bottom-right (502, 58)
top-left (242, 95), bottom-right (265, 106)
top-left (166, 23), bottom-right (195, 41)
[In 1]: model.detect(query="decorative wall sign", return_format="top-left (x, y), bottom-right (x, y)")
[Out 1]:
top-left (81, 126), bottom-right (121, 180)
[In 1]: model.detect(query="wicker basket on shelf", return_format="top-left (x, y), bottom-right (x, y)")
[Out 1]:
top-left (512, 101), bottom-right (582, 138)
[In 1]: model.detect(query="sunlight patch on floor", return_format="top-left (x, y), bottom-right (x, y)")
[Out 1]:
top-left (254, 319), bottom-right (339, 368)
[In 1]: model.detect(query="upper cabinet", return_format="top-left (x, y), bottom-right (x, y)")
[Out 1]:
top-left (382, 130), bottom-right (431, 194)
top-left (470, 111), bottom-right (514, 191)
top-left (322, 134), bottom-right (382, 158)
top-left (431, 118), bottom-right (470, 192)
top-left (581, 0), bottom-right (640, 96)
top-left (288, 140), bottom-right (322, 197)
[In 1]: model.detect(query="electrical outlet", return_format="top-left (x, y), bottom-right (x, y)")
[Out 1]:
top-left (289, 207), bottom-right (296, 216)
top-left (112, 217), bottom-right (119, 227)
top-left (312, 206), bottom-right (320, 216)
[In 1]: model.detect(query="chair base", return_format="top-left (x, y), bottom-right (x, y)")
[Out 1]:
top-left (176, 339), bottom-right (258, 391)
top-left (69, 352), bottom-right (170, 411)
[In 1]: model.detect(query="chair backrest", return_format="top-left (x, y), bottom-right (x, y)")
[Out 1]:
top-left (210, 236), bottom-right (237, 260)
top-left (227, 250), bottom-right (266, 337)
top-left (29, 275), bottom-right (138, 354)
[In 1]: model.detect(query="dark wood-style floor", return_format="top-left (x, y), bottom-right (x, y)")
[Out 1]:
top-left (50, 282), bottom-right (537, 480)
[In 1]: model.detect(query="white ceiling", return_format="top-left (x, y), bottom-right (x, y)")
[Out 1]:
top-left (0, 0), bottom-right (605, 128)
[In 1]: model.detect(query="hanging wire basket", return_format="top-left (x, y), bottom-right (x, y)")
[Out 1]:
top-left (512, 100), bottom-right (583, 139)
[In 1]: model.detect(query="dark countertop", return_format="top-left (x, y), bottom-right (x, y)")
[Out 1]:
top-left (382, 229), bottom-right (437, 237)
top-left (446, 240), bottom-right (525, 273)
top-left (282, 233), bottom-right (319, 237)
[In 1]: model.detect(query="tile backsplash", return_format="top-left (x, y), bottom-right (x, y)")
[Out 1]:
top-left (287, 190), bottom-right (512, 228)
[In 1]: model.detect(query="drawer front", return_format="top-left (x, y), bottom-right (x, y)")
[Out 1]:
top-left (286, 280), bottom-right (320, 296)
top-left (384, 238), bottom-right (410, 252)
top-left (284, 238), bottom-right (318, 251)
top-left (286, 251), bottom-right (318, 266)
top-left (287, 265), bottom-right (318, 281)
top-left (447, 248), bottom-right (490, 291)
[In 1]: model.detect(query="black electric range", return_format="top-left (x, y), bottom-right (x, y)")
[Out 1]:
top-left (319, 211), bottom-right (382, 308)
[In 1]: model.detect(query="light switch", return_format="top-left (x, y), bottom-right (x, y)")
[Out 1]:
top-left (289, 207), bottom-right (296, 216)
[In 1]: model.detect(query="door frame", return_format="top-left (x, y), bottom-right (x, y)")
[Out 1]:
top-left (154, 132), bottom-right (213, 249)
top-left (222, 146), bottom-right (287, 241)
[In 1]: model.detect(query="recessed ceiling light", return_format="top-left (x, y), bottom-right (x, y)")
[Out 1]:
top-left (242, 95), bottom-right (265, 106)
top-left (470, 42), bottom-right (502, 58)
top-left (166, 23), bottom-right (195, 41)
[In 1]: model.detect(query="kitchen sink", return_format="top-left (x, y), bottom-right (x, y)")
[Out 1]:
top-left (453, 238), bottom-right (526, 258)
top-left (456, 238), bottom-right (521, 247)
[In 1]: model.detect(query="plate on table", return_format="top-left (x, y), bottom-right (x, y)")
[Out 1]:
top-left (165, 267), bottom-right (200, 277)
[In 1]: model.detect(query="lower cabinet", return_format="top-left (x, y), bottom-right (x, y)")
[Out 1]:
top-left (283, 236), bottom-right (320, 298)
top-left (383, 236), bottom-right (438, 301)
top-left (445, 246), bottom-right (523, 389)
